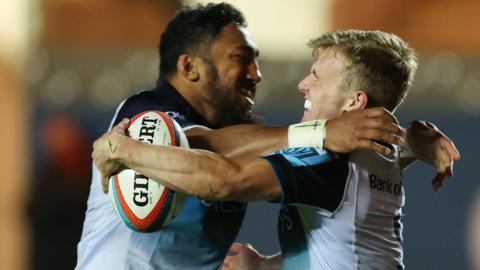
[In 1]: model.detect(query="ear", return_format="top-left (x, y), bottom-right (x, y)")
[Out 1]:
top-left (176, 54), bottom-right (200, 81)
top-left (345, 90), bottom-right (368, 111)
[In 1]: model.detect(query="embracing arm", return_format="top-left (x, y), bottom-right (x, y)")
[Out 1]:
top-left (93, 107), bottom-right (404, 190)
top-left (189, 107), bottom-right (404, 158)
top-left (186, 125), bottom-right (287, 158)
top-left (99, 131), bottom-right (282, 202)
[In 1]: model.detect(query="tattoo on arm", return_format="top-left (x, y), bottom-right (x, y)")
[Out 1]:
top-left (109, 140), bottom-right (118, 154)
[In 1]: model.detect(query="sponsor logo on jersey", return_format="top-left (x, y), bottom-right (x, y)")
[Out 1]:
top-left (369, 174), bottom-right (402, 197)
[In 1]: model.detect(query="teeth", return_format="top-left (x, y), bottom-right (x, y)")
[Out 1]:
top-left (304, 99), bottom-right (312, 110)
top-left (246, 96), bottom-right (254, 105)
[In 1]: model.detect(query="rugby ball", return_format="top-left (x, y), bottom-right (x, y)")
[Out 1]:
top-left (109, 111), bottom-right (189, 232)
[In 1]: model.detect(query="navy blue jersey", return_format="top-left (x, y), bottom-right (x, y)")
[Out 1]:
top-left (76, 80), bottom-right (247, 270)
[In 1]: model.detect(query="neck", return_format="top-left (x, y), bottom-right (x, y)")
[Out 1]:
top-left (166, 76), bottom-right (219, 126)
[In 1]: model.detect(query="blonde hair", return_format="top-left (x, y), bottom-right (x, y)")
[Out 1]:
top-left (308, 30), bottom-right (418, 111)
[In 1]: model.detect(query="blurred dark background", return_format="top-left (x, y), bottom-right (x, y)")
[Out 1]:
top-left (0, 0), bottom-right (479, 269)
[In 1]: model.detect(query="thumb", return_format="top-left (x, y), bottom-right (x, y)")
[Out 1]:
top-left (113, 118), bottom-right (130, 133)
top-left (119, 118), bottom-right (130, 128)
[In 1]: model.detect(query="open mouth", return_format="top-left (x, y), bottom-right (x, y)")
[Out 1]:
top-left (304, 99), bottom-right (312, 111)
top-left (240, 88), bottom-right (255, 105)
top-left (245, 96), bottom-right (254, 105)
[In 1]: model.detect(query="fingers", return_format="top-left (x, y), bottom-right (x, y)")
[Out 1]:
top-left (440, 138), bottom-right (461, 160)
top-left (367, 119), bottom-right (406, 138)
top-left (361, 109), bottom-right (406, 144)
top-left (365, 107), bottom-right (399, 125)
top-left (356, 139), bottom-right (392, 156)
top-left (436, 144), bottom-right (453, 174)
top-left (229, 242), bottom-right (243, 254)
top-left (446, 166), bottom-right (453, 177)
top-left (102, 174), bottom-right (110, 193)
top-left (324, 107), bottom-right (406, 154)
top-left (358, 128), bottom-right (405, 147)
top-left (432, 149), bottom-right (453, 191)
top-left (432, 172), bottom-right (446, 191)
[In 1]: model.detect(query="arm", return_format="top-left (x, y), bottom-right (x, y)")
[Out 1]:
top-left (222, 243), bottom-right (282, 270)
top-left (190, 107), bottom-right (405, 158)
top-left (93, 107), bottom-right (405, 185)
top-left (96, 129), bottom-right (282, 202)
top-left (97, 129), bottom-right (348, 212)
top-left (185, 124), bottom-right (287, 158)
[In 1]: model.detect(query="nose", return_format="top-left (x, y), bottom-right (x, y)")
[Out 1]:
top-left (247, 60), bottom-right (262, 84)
top-left (297, 75), bottom-right (309, 93)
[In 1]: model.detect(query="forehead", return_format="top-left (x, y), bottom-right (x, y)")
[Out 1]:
top-left (211, 24), bottom-right (259, 55)
top-left (312, 48), bottom-right (347, 70)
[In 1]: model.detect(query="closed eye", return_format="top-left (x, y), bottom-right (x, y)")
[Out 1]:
top-left (232, 45), bottom-right (258, 62)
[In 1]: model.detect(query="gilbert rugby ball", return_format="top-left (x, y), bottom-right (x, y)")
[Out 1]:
top-left (109, 111), bottom-right (189, 232)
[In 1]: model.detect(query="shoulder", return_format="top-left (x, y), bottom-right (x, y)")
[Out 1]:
top-left (110, 89), bottom-right (185, 128)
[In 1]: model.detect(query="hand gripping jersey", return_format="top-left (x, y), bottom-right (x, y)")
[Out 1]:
top-left (263, 147), bottom-right (404, 270)
top-left (76, 80), bottom-right (247, 270)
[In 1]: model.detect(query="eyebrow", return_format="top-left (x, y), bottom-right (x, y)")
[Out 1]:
top-left (238, 44), bottom-right (259, 57)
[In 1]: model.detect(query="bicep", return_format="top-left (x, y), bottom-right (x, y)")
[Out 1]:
top-left (184, 126), bottom-right (215, 151)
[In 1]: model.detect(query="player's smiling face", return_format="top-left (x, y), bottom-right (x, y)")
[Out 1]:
top-left (202, 24), bottom-right (262, 127)
top-left (298, 48), bottom-right (352, 122)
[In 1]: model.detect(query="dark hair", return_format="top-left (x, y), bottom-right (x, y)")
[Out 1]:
top-left (159, 2), bottom-right (246, 79)
top-left (308, 30), bottom-right (418, 111)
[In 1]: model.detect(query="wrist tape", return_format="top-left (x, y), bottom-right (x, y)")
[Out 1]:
top-left (288, 119), bottom-right (327, 148)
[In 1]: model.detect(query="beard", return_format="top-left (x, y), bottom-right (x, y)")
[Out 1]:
top-left (203, 63), bottom-right (261, 128)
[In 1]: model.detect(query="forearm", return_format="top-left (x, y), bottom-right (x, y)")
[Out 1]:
top-left (186, 125), bottom-right (288, 158)
top-left (114, 135), bottom-right (240, 200)
top-left (111, 134), bottom-right (280, 202)
top-left (187, 108), bottom-right (407, 159)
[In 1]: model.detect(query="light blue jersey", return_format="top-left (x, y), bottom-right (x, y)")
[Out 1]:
top-left (264, 147), bottom-right (404, 270)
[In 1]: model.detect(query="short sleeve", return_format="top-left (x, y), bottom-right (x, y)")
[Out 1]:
top-left (262, 148), bottom-right (349, 215)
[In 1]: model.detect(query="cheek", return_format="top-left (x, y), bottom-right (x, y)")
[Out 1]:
top-left (310, 95), bottom-right (345, 119)
top-left (218, 72), bottom-right (238, 89)
top-left (310, 106), bottom-right (336, 120)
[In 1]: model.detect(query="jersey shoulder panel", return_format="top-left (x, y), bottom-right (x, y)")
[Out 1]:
top-left (111, 90), bottom-right (194, 129)
top-left (263, 148), bottom-right (350, 215)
